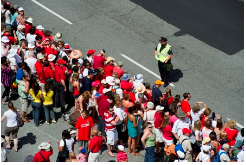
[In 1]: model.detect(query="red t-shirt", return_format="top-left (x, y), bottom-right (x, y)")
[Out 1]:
top-left (88, 136), bottom-right (103, 153)
top-left (97, 94), bottom-right (108, 104)
top-left (154, 112), bottom-right (163, 128)
top-left (112, 66), bottom-right (124, 78)
top-left (98, 98), bottom-right (110, 120)
top-left (54, 65), bottom-right (66, 83)
top-left (163, 94), bottom-right (174, 107)
top-left (181, 99), bottom-right (190, 117)
top-left (224, 127), bottom-right (238, 146)
top-left (120, 80), bottom-right (133, 91)
top-left (75, 116), bottom-right (94, 141)
top-left (123, 91), bottom-right (136, 102)
top-left (37, 67), bottom-right (55, 84)
top-left (45, 47), bottom-right (58, 57)
top-left (25, 24), bottom-right (32, 34)
top-left (98, 85), bottom-right (105, 95)
top-left (104, 64), bottom-right (114, 77)
top-left (3, 33), bottom-right (16, 45)
top-left (93, 55), bottom-right (105, 70)
top-left (33, 150), bottom-right (53, 162)
top-left (162, 124), bottom-right (173, 140)
top-left (35, 30), bottom-right (44, 38)
top-left (117, 151), bottom-right (128, 162)
top-left (35, 61), bottom-right (44, 76)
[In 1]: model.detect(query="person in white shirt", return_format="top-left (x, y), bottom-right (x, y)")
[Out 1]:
top-left (237, 148), bottom-right (244, 162)
top-left (143, 102), bottom-right (156, 127)
top-left (114, 101), bottom-right (126, 145)
top-left (25, 43), bottom-right (35, 60)
top-left (26, 25), bottom-right (37, 44)
top-left (196, 145), bottom-right (211, 162)
top-left (1, 137), bottom-right (7, 162)
top-left (174, 151), bottom-right (188, 162)
top-left (219, 143), bottom-right (231, 162)
top-left (1, 36), bottom-right (10, 57)
top-left (112, 79), bottom-right (123, 99)
top-left (3, 3), bottom-right (11, 26)
top-left (190, 102), bottom-right (207, 128)
top-left (25, 51), bottom-right (37, 74)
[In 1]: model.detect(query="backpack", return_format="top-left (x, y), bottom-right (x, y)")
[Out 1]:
top-left (161, 98), bottom-right (169, 111)
top-left (69, 81), bottom-right (74, 93)
top-left (58, 139), bottom-right (69, 159)
top-left (189, 132), bottom-right (196, 144)
top-left (213, 150), bottom-right (227, 162)
top-left (175, 139), bottom-right (188, 153)
top-left (1, 10), bottom-right (7, 23)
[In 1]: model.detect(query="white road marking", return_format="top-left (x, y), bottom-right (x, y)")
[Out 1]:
top-left (227, 118), bottom-right (244, 128)
top-left (120, 53), bottom-right (175, 88)
top-left (31, 0), bottom-right (73, 25)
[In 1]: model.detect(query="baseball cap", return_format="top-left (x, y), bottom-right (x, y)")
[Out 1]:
top-left (87, 49), bottom-right (96, 55)
top-left (37, 53), bottom-right (44, 59)
top-left (159, 37), bottom-right (167, 42)
top-left (101, 79), bottom-right (107, 84)
top-left (156, 105), bottom-right (164, 111)
top-left (155, 80), bottom-right (164, 85)
top-left (18, 7), bottom-right (24, 11)
top-left (57, 59), bottom-right (66, 65)
top-left (36, 25), bottom-right (44, 30)
top-left (88, 69), bottom-right (97, 75)
top-left (78, 147), bottom-right (86, 154)
top-left (182, 128), bottom-right (191, 134)
top-left (92, 81), bottom-right (100, 87)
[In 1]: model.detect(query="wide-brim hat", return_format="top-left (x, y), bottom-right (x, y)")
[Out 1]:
top-left (122, 73), bottom-right (130, 81)
top-left (48, 54), bottom-right (56, 61)
top-left (106, 76), bottom-right (115, 86)
top-left (136, 83), bottom-right (146, 93)
top-left (26, 18), bottom-right (33, 24)
top-left (1, 36), bottom-right (9, 43)
top-left (37, 53), bottom-right (45, 59)
top-left (70, 49), bottom-right (82, 59)
top-left (53, 32), bottom-right (63, 42)
top-left (134, 74), bottom-right (144, 83)
top-left (177, 109), bottom-right (186, 118)
top-left (156, 105), bottom-right (164, 111)
top-left (63, 44), bottom-right (71, 51)
top-left (202, 137), bottom-right (211, 144)
top-left (36, 25), bottom-right (44, 30)
top-left (106, 56), bottom-right (115, 64)
top-left (17, 25), bottom-right (25, 31)
top-left (38, 142), bottom-right (50, 150)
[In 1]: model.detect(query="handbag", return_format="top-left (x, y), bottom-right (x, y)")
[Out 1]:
top-left (166, 63), bottom-right (173, 72)
top-left (16, 112), bottom-right (24, 127)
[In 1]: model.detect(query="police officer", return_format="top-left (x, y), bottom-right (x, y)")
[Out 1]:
top-left (154, 37), bottom-right (173, 87)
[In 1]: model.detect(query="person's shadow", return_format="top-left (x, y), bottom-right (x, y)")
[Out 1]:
top-left (170, 69), bottom-right (183, 83)
top-left (17, 133), bottom-right (37, 150)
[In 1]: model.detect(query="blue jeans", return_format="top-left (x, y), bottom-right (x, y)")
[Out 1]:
top-left (144, 146), bottom-right (155, 162)
top-left (31, 102), bottom-right (41, 126)
top-left (43, 104), bottom-right (55, 122)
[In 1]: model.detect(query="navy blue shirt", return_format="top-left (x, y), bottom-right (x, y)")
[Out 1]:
top-left (82, 76), bottom-right (92, 93)
top-left (16, 68), bottom-right (24, 80)
top-left (152, 85), bottom-right (162, 102)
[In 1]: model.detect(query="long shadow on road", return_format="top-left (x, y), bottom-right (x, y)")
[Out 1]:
top-left (17, 132), bottom-right (37, 150)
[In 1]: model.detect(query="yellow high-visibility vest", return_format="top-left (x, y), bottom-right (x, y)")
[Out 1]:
top-left (156, 43), bottom-right (171, 62)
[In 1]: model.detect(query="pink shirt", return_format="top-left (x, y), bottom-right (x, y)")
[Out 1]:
top-left (113, 66), bottom-right (124, 78)
top-left (162, 125), bottom-right (173, 140)
top-left (170, 115), bottom-right (178, 127)
top-left (76, 153), bottom-right (87, 162)
top-left (117, 151), bottom-right (128, 162)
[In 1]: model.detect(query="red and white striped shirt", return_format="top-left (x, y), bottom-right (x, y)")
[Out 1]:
top-left (104, 112), bottom-right (117, 131)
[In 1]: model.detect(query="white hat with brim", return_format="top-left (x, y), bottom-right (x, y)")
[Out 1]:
top-left (203, 145), bottom-right (211, 152)
top-left (37, 53), bottom-right (44, 59)
top-left (103, 88), bottom-right (111, 94)
top-left (38, 142), bottom-right (50, 150)
top-left (7, 48), bottom-right (18, 58)
top-left (101, 79), bottom-right (107, 84)
top-left (177, 151), bottom-right (185, 159)
top-left (26, 18), bottom-right (33, 24)
top-left (28, 43), bottom-right (35, 49)
top-left (118, 145), bottom-right (124, 151)
top-left (53, 32), bottom-right (63, 42)
top-left (147, 102), bottom-right (154, 109)
top-left (106, 57), bottom-right (115, 64)
top-left (106, 76), bottom-right (115, 86)
top-left (48, 54), bottom-right (56, 61)
top-left (18, 7), bottom-right (24, 11)
top-left (134, 74), bottom-right (144, 83)
top-left (36, 25), bottom-right (44, 30)
top-left (156, 105), bottom-right (164, 111)
top-left (136, 83), bottom-right (146, 93)
top-left (1, 137), bottom-right (5, 143)
top-left (17, 25), bottom-right (25, 31)
top-left (1, 36), bottom-right (9, 43)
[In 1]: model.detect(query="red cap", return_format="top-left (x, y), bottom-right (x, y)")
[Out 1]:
top-left (182, 128), bottom-right (191, 134)
top-left (63, 44), bottom-right (70, 50)
top-left (57, 59), bottom-right (66, 65)
top-left (87, 49), bottom-right (96, 55)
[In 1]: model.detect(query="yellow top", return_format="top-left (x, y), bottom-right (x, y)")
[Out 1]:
top-left (42, 90), bottom-right (54, 105)
top-left (29, 89), bottom-right (42, 103)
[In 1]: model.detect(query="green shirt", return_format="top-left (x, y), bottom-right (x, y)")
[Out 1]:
top-left (18, 84), bottom-right (28, 98)
top-left (146, 134), bottom-right (156, 147)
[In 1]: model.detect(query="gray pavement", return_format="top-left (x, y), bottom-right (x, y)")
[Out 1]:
top-left (1, 0), bottom-right (244, 162)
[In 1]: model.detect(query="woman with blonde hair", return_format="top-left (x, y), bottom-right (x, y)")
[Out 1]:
top-left (162, 115), bottom-right (173, 150)
top-left (114, 100), bottom-right (126, 146)
top-left (224, 119), bottom-right (238, 147)
top-left (192, 120), bottom-right (203, 159)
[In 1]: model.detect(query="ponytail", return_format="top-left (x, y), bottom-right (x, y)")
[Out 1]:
top-left (8, 102), bottom-right (18, 113)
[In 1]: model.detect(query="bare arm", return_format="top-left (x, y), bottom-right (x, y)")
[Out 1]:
top-left (79, 96), bottom-right (84, 111)
top-left (154, 50), bottom-right (157, 59)
top-left (141, 130), bottom-right (149, 148)
top-left (61, 79), bottom-right (66, 91)
top-left (173, 133), bottom-right (179, 141)
top-left (17, 15), bottom-right (25, 25)
top-left (1, 115), bottom-right (6, 122)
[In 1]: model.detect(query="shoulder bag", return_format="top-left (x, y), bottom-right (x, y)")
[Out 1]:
top-left (16, 112), bottom-right (24, 127)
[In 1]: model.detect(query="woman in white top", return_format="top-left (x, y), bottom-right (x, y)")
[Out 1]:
top-left (192, 120), bottom-right (203, 159)
top-left (2, 3), bottom-right (11, 26)
top-left (202, 119), bottom-right (213, 139)
top-left (196, 145), bottom-right (211, 162)
top-left (57, 130), bottom-right (75, 162)
top-left (1, 102), bottom-right (19, 152)
top-left (143, 102), bottom-right (155, 127)
top-left (26, 26), bottom-right (37, 44)
top-left (190, 102), bottom-right (207, 129)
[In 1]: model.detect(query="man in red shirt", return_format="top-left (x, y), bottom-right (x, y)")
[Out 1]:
top-left (104, 56), bottom-right (115, 77)
top-left (54, 59), bottom-right (67, 114)
top-left (98, 79), bottom-right (109, 95)
top-left (117, 145), bottom-right (128, 162)
top-left (37, 60), bottom-right (54, 91)
top-left (88, 129), bottom-right (103, 162)
top-left (181, 92), bottom-right (191, 117)
top-left (154, 105), bottom-right (164, 154)
top-left (120, 73), bottom-right (133, 91)
top-left (35, 53), bottom-right (45, 76)
top-left (75, 110), bottom-right (94, 154)
top-left (93, 49), bottom-right (106, 70)
top-left (112, 61), bottom-right (124, 79)
top-left (33, 141), bottom-right (53, 162)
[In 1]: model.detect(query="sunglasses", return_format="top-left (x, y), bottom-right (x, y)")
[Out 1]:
top-left (108, 110), bottom-right (114, 112)
top-left (148, 126), bottom-right (153, 128)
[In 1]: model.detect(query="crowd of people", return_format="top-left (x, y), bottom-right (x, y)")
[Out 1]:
top-left (1, 0), bottom-right (244, 162)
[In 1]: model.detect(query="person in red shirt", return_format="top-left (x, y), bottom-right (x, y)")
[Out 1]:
top-left (113, 61), bottom-right (124, 79)
top-left (88, 129), bottom-right (103, 162)
top-left (24, 18), bottom-right (33, 34)
top-left (181, 92), bottom-right (191, 117)
top-left (54, 59), bottom-right (67, 114)
top-left (93, 49), bottom-right (106, 70)
top-left (98, 79), bottom-right (108, 95)
top-left (117, 145), bottom-right (128, 162)
top-left (75, 110), bottom-right (94, 154)
top-left (163, 88), bottom-right (174, 107)
top-left (45, 41), bottom-right (58, 59)
top-left (37, 60), bottom-right (54, 91)
top-left (35, 25), bottom-right (44, 38)
top-left (42, 30), bottom-right (53, 41)
top-left (35, 53), bottom-right (45, 76)
top-left (154, 105), bottom-right (164, 154)
top-left (33, 141), bottom-right (53, 162)
top-left (224, 119), bottom-right (238, 147)
top-left (104, 56), bottom-right (115, 78)
top-left (3, 26), bottom-right (17, 45)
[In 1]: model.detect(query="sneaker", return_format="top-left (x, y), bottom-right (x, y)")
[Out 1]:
top-left (39, 123), bottom-right (42, 126)
top-left (45, 121), bottom-right (50, 125)
top-left (51, 119), bottom-right (56, 124)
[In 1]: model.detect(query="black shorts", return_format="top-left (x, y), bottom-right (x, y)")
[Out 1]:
top-left (5, 126), bottom-right (19, 139)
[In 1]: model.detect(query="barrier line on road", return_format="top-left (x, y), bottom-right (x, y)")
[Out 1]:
top-left (227, 118), bottom-right (244, 129)
top-left (31, 0), bottom-right (73, 25)
top-left (29, 124), bottom-right (59, 141)
top-left (120, 53), bottom-right (175, 87)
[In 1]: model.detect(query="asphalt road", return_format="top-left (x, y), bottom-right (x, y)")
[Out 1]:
top-left (1, 0), bottom-right (244, 162)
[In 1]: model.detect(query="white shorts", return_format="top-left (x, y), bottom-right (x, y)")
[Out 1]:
top-left (153, 127), bottom-right (164, 143)
top-left (106, 130), bottom-right (118, 145)
top-left (163, 136), bottom-right (173, 146)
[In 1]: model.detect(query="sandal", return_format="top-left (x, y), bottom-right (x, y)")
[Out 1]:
top-left (132, 152), bottom-right (140, 156)
top-left (128, 150), bottom-right (132, 154)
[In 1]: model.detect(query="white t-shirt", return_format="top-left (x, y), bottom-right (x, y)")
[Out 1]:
top-left (202, 127), bottom-right (212, 139)
top-left (7, 57), bottom-right (17, 70)
top-left (172, 118), bottom-right (191, 137)
top-left (82, 68), bottom-right (89, 77)
top-left (195, 130), bottom-right (203, 140)
top-left (86, 57), bottom-right (93, 66)
top-left (143, 110), bottom-right (156, 125)
top-left (237, 150), bottom-right (244, 162)
top-left (59, 138), bottom-right (75, 152)
top-left (25, 57), bottom-right (37, 74)
top-left (110, 86), bottom-right (123, 99)
top-left (4, 109), bottom-right (18, 127)
top-left (1, 147), bottom-right (7, 162)
top-left (190, 108), bottom-right (205, 128)
top-left (198, 152), bottom-right (210, 162)
top-left (5, 10), bottom-right (11, 24)
top-left (26, 33), bottom-right (37, 44)
top-left (114, 106), bottom-right (126, 125)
